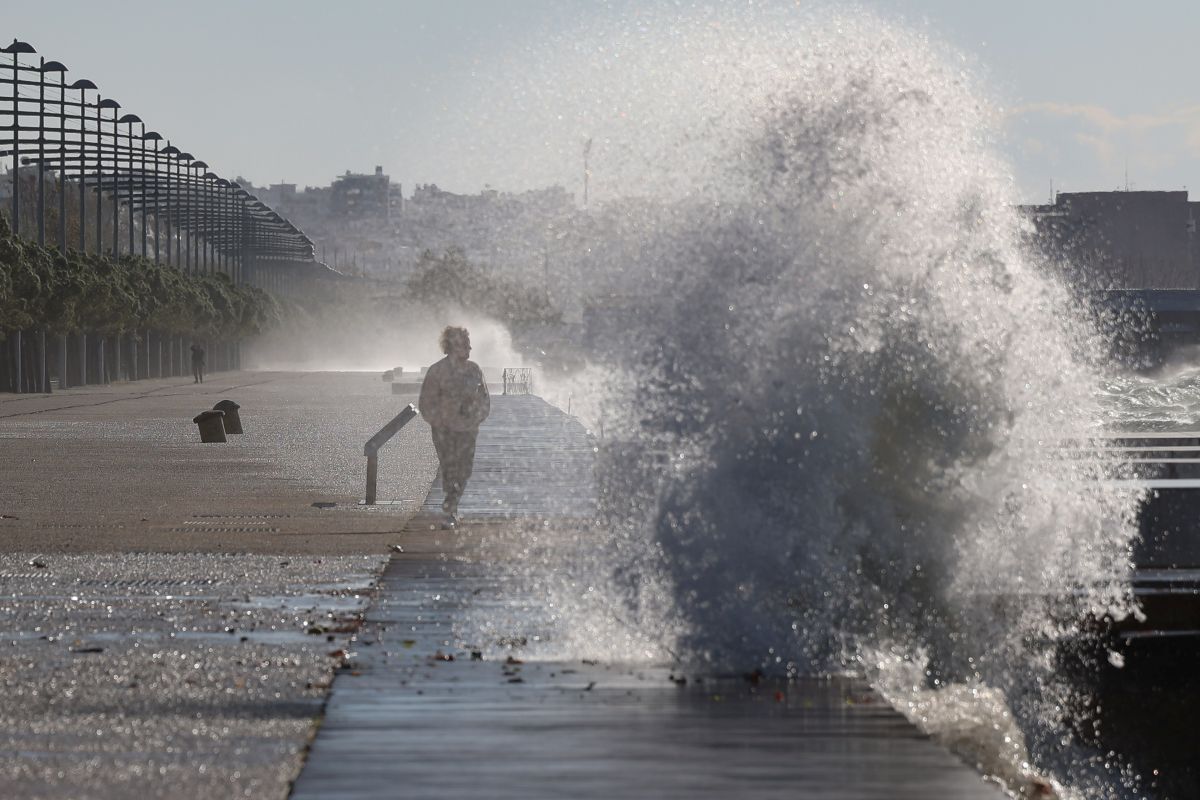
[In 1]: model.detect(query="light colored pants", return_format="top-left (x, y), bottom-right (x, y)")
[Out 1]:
top-left (431, 426), bottom-right (478, 509)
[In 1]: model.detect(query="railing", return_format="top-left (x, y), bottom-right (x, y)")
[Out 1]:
top-left (362, 403), bottom-right (418, 505)
top-left (502, 367), bottom-right (532, 395)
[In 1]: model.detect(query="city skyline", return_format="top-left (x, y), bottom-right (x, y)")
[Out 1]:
top-left (7, 1), bottom-right (1200, 204)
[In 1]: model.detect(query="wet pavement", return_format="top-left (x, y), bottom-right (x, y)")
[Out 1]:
top-left (0, 371), bottom-right (435, 798)
top-left (0, 371), bottom-right (437, 553)
top-left (294, 555), bottom-right (1006, 800)
top-left (421, 394), bottom-right (597, 519)
top-left (1, 374), bottom-right (1008, 798)
top-left (294, 397), bottom-right (1007, 799)
top-left (0, 552), bottom-right (384, 799)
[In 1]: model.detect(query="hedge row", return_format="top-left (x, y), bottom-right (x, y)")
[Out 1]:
top-left (0, 215), bottom-right (280, 341)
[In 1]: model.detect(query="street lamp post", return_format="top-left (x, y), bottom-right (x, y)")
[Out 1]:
top-left (60, 74), bottom-right (94, 391)
top-left (194, 162), bottom-right (210, 273)
top-left (96, 97), bottom-right (117, 255)
top-left (99, 98), bottom-right (120, 255)
top-left (68, 77), bottom-right (96, 388)
top-left (179, 154), bottom-right (196, 273)
top-left (2, 40), bottom-right (35, 393)
top-left (34, 56), bottom-right (62, 393)
top-left (162, 143), bottom-right (178, 267)
top-left (118, 114), bottom-right (145, 379)
top-left (144, 131), bottom-right (161, 263)
top-left (177, 151), bottom-right (193, 271)
top-left (69, 78), bottom-right (96, 253)
top-left (56, 58), bottom-right (68, 384)
top-left (216, 177), bottom-right (230, 274)
top-left (5, 40), bottom-right (35, 241)
top-left (117, 113), bottom-right (140, 257)
top-left (142, 129), bottom-right (162, 378)
top-left (36, 59), bottom-right (67, 394)
top-left (36, 57), bottom-right (48, 248)
top-left (43, 60), bottom-right (69, 253)
top-left (231, 182), bottom-right (247, 284)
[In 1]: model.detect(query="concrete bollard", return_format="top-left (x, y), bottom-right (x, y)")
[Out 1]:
top-left (213, 399), bottom-right (243, 434)
top-left (193, 410), bottom-right (227, 443)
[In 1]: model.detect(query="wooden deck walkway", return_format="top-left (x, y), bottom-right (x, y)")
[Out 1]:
top-left (291, 396), bottom-right (1004, 799)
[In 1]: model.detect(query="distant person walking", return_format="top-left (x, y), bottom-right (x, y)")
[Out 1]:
top-left (419, 326), bottom-right (490, 523)
top-left (190, 344), bottom-right (206, 384)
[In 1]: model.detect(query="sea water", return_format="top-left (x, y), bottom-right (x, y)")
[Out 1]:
top-left (459, 7), bottom-right (1161, 797)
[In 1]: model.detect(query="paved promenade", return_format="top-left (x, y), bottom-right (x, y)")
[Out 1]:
top-left (0, 370), bottom-right (436, 553)
top-left (293, 395), bottom-right (1006, 799)
top-left (0, 371), bottom-right (436, 798)
top-left (0, 373), bottom-right (1005, 798)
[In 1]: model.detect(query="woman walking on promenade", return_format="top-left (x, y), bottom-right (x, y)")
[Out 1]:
top-left (419, 326), bottom-right (491, 523)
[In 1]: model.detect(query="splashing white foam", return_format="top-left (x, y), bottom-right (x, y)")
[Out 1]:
top-left (454, 7), bottom-right (1144, 797)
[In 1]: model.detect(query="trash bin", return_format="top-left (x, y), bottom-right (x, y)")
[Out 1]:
top-left (382, 370), bottom-right (394, 382)
top-left (193, 410), bottom-right (227, 443)
top-left (213, 399), bottom-right (242, 434)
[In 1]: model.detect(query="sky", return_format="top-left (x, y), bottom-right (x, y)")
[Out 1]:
top-left (7, 1), bottom-right (1200, 204)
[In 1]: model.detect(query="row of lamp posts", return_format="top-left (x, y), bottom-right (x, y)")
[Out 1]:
top-left (1, 38), bottom-right (322, 393)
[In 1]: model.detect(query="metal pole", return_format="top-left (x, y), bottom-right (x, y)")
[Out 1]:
top-left (152, 137), bottom-right (159, 263)
top-left (95, 98), bottom-right (103, 253)
top-left (220, 185), bottom-right (227, 274)
top-left (78, 85), bottom-right (88, 252)
top-left (140, 123), bottom-right (148, 258)
top-left (183, 162), bottom-right (191, 273)
top-left (35, 59), bottom-right (47, 394)
top-left (37, 57), bottom-right (45, 247)
top-left (10, 44), bottom-right (20, 237)
top-left (13, 331), bottom-right (21, 394)
top-left (126, 120), bottom-right (134, 255)
top-left (7, 41), bottom-right (33, 237)
top-left (365, 453), bottom-right (378, 505)
top-left (205, 178), bottom-right (212, 273)
top-left (165, 143), bottom-right (174, 266)
top-left (38, 330), bottom-right (47, 393)
top-left (56, 69), bottom-right (65, 251)
top-left (111, 108), bottom-right (119, 255)
top-left (189, 162), bottom-right (197, 273)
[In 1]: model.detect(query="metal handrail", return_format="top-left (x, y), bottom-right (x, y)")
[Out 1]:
top-left (502, 367), bottom-right (532, 395)
top-left (363, 403), bottom-right (417, 505)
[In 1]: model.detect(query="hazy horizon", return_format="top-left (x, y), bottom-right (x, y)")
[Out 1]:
top-left (8, 1), bottom-right (1200, 204)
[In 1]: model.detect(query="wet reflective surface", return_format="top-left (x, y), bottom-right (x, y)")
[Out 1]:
top-left (295, 398), bottom-right (1004, 799)
top-left (0, 552), bottom-right (384, 798)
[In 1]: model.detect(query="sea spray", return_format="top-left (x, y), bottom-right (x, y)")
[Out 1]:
top-left (460, 8), bottom-right (1144, 797)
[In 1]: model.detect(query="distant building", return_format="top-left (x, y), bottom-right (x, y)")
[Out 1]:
top-left (270, 183), bottom-right (297, 204)
top-left (331, 166), bottom-right (392, 219)
top-left (1022, 190), bottom-right (1200, 289)
top-left (237, 170), bottom-right (575, 281)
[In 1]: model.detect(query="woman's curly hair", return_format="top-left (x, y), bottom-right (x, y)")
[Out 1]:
top-left (439, 325), bottom-right (470, 354)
